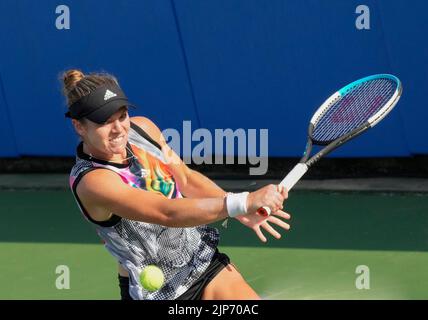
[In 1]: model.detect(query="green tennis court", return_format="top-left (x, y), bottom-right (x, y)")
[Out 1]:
top-left (2, 188), bottom-right (428, 299)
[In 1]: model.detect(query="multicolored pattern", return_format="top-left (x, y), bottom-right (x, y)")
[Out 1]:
top-left (130, 144), bottom-right (176, 198)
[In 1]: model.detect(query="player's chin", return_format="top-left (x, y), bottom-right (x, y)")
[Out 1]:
top-left (106, 144), bottom-right (126, 155)
top-left (108, 137), bottom-right (128, 151)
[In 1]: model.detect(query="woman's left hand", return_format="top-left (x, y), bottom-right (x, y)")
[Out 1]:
top-left (235, 210), bottom-right (291, 243)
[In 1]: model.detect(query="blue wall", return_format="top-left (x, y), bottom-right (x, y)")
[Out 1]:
top-left (0, 0), bottom-right (426, 157)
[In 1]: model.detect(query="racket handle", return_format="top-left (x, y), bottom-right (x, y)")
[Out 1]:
top-left (257, 206), bottom-right (271, 217)
top-left (257, 163), bottom-right (308, 217)
top-left (279, 163), bottom-right (308, 191)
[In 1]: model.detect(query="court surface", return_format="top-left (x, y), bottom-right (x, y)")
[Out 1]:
top-left (2, 185), bottom-right (428, 300)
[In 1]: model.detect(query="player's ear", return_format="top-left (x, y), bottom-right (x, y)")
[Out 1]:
top-left (72, 119), bottom-right (87, 137)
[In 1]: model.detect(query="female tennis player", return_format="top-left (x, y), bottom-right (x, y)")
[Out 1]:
top-left (62, 69), bottom-right (290, 300)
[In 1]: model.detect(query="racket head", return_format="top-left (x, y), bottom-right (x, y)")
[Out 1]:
top-left (309, 74), bottom-right (402, 145)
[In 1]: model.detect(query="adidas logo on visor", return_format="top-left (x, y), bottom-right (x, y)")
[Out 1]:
top-left (104, 89), bottom-right (117, 101)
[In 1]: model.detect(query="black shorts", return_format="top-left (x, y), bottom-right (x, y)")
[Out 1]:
top-left (118, 249), bottom-right (230, 300)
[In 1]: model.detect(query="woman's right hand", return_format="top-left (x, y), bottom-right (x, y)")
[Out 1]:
top-left (235, 184), bottom-right (290, 242)
top-left (246, 184), bottom-right (288, 215)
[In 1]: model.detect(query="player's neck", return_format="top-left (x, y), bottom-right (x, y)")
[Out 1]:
top-left (82, 143), bottom-right (129, 164)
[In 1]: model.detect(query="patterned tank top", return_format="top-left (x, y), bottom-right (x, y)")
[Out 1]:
top-left (69, 121), bottom-right (219, 300)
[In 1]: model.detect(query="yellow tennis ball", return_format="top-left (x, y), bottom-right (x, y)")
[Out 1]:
top-left (139, 265), bottom-right (165, 292)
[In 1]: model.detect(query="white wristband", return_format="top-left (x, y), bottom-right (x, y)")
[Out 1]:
top-left (226, 192), bottom-right (249, 218)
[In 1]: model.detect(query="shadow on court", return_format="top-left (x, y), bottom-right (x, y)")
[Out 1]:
top-left (2, 190), bottom-right (428, 252)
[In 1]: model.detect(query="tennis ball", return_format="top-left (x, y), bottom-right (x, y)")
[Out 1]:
top-left (139, 265), bottom-right (165, 292)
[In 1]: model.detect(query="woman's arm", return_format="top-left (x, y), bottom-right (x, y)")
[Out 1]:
top-left (178, 168), bottom-right (226, 198)
top-left (77, 168), bottom-right (285, 228)
top-left (77, 168), bottom-right (228, 228)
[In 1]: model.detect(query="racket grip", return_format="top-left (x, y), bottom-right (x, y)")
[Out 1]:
top-left (279, 163), bottom-right (308, 191)
top-left (256, 163), bottom-right (308, 217)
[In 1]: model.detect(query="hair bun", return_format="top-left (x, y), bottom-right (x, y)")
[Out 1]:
top-left (63, 69), bottom-right (85, 91)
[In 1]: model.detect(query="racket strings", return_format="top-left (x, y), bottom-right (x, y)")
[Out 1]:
top-left (312, 78), bottom-right (397, 143)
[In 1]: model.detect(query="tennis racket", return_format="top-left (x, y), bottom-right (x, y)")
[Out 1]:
top-left (257, 74), bottom-right (403, 216)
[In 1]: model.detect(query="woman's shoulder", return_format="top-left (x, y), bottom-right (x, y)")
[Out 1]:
top-left (75, 167), bottom-right (126, 209)
top-left (130, 116), bottom-right (165, 148)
